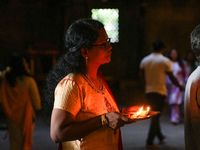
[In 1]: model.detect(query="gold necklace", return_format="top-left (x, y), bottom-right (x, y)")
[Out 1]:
top-left (79, 72), bottom-right (104, 93)
top-left (87, 75), bottom-right (103, 90)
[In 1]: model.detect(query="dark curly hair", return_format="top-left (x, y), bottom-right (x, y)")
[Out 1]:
top-left (43, 18), bottom-right (104, 115)
top-left (190, 24), bottom-right (200, 62)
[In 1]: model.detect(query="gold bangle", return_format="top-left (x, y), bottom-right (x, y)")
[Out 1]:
top-left (101, 114), bottom-right (107, 126)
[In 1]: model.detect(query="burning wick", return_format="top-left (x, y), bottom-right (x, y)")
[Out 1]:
top-left (123, 106), bottom-right (151, 119)
top-left (147, 107), bottom-right (150, 112)
top-left (136, 106), bottom-right (150, 117)
top-left (136, 107), bottom-right (143, 116)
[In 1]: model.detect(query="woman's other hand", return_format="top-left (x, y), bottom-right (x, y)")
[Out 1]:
top-left (105, 112), bottom-right (136, 130)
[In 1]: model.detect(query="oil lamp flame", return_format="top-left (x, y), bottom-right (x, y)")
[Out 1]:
top-left (122, 106), bottom-right (151, 119)
top-left (136, 107), bottom-right (143, 116)
top-left (147, 107), bottom-right (150, 112)
top-left (136, 106), bottom-right (150, 117)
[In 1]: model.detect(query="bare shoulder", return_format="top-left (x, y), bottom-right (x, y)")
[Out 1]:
top-left (20, 76), bottom-right (37, 88)
top-left (15, 76), bottom-right (37, 91)
top-left (23, 76), bottom-right (36, 83)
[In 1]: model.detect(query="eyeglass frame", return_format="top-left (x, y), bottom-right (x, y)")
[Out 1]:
top-left (92, 38), bottom-right (111, 50)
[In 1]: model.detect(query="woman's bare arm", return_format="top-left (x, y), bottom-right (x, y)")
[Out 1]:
top-left (50, 109), bottom-right (133, 143)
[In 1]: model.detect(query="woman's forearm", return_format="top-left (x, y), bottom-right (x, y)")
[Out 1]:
top-left (50, 110), bottom-right (130, 143)
top-left (59, 116), bottom-right (103, 142)
top-left (50, 109), bottom-right (104, 143)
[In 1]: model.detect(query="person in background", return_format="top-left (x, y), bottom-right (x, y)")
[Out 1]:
top-left (0, 53), bottom-right (41, 150)
top-left (184, 24), bottom-right (200, 150)
top-left (139, 40), bottom-right (184, 149)
top-left (165, 48), bottom-right (187, 125)
top-left (44, 18), bottom-right (135, 150)
top-left (184, 50), bottom-right (198, 77)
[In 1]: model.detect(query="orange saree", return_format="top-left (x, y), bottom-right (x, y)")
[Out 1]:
top-left (0, 78), bottom-right (33, 150)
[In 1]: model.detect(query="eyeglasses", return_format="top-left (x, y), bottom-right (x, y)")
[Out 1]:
top-left (92, 38), bottom-right (111, 50)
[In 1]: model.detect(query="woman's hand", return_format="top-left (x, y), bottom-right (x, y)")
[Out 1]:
top-left (105, 112), bottom-right (136, 130)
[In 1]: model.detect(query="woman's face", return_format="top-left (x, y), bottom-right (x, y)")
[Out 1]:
top-left (186, 52), bottom-right (194, 61)
top-left (87, 28), bottom-right (112, 66)
top-left (170, 49), bottom-right (178, 61)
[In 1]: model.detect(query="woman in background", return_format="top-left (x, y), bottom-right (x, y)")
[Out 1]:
top-left (166, 48), bottom-right (187, 125)
top-left (184, 50), bottom-right (198, 77)
top-left (0, 53), bottom-right (41, 150)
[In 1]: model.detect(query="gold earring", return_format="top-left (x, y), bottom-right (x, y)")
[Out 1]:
top-left (85, 57), bottom-right (88, 64)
